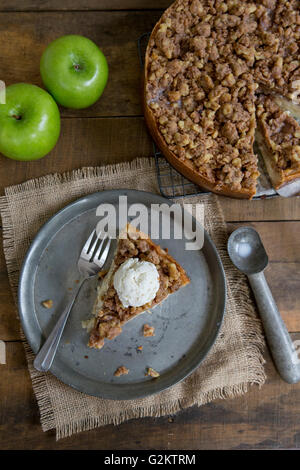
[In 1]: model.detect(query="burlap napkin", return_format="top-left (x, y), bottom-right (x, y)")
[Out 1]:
top-left (0, 157), bottom-right (266, 440)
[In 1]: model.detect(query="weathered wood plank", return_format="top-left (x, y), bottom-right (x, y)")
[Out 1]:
top-left (265, 263), bottom-right (300, 333)
top-left (0, 0), bottom-right (299, 453)
top-left (0, 337), bottom-right (300, 449)
top-left (0, 117), bottom-right (153, 195)
top-left (219, 196), bottom-right (300, 222)
top-left (0, 239), bottom-right (19, 341)
top-left (0, 11), bottom-right (162, 117)
top-left (0, 1), bottom-right (172, 11)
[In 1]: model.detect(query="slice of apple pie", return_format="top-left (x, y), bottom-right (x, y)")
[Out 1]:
top-left (256, 94), bottom-right (300, 189)
top-left (87, 224), bottom-right (190, 349)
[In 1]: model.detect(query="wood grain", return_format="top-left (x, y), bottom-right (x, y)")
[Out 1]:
top-left (0, 118), bottom-right (153, 194)
top-left (1, 337), bottom-right (300, 449)
top-left (0, 240), bottom-right (19, 342)
top-left (0, 1), bottom-right (299, 451)
top-left (0, 0), bottom-right (172, 11)
top-left (219, 195), bottom-right (300, 222)
top-left (265, 263), bottom-right (300, 332)
top-left (0, 10), bottom-right (162, 117)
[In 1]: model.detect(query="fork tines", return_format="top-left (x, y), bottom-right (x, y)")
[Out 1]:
top-left (81, 229), bottom-right (111, 264)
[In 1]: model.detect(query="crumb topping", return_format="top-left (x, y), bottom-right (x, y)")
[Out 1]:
top-left (145, 0), bottom-right (300, 193)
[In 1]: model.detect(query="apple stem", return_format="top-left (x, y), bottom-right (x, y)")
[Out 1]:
top-left (74, 64), bottom-right (81, 71)
top-left (12, 114), bottom-right (21, 120)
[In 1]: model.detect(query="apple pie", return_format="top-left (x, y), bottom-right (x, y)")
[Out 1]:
top-left (87, 224), bottom-right (190, 349)
top-left (144, 0), bottom-right (300, 198)
top-left (256, 94), bottom-right (300, 189)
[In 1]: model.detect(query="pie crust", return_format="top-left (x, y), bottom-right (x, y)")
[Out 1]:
top-left (143, 0), bottom-right (300, 198)
top-left (88, 224), bottom-right (190, 349)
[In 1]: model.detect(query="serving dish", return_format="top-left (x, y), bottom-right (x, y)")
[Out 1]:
top-left (18, 189), bottom-right (226, 399)
top-left (143, 0), bottom-right (300, 199)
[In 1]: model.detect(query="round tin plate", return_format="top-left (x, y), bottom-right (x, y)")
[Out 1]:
top-left (18, 189), bottom-right (226, 400)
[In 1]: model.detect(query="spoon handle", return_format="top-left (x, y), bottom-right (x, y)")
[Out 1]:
top-left (33, 279), bottom-right (85, 372)
top-left (248, 271), bottom-right (300, 384)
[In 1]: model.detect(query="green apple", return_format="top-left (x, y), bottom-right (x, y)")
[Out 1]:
top-left (0, 83), bottom-right (61, 161)
top-left (40, 35), bottom-right (108, 109)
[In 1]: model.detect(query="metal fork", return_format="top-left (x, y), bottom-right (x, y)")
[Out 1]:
top-left (33, 229), bottom-right (111, 372)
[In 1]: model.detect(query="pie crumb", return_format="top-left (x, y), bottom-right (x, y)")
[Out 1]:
top-left (42, 299), bottom-right (53, 309)
top-left (98, 270), bottom-right (108, 279)
top-left (143, 324), bottom-right (155, 337)
top-left (114, 366), bottom-right (129, 377)
top-left (146, 367), bottom-right (160, 378)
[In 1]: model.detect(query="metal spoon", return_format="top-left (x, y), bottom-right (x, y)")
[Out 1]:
top-left (227, 226), bottom-right (300, 384)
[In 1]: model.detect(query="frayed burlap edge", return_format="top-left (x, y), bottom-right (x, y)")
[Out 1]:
top-left (4, 159), bottom-right (154, 197)
top-left (56, 384), bottom-right (254, 439)
top-left (0, 158), bottom-right (266, 440)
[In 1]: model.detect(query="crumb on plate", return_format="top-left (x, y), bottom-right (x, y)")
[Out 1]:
top-left (146, 367), bottom-right (160, 378)
top-left (98, 270), bottom-right (108, 278)
top-left (41, 299), bottom-right (53, 309)
top-left (114, 366), bottom-right (129, 377)
top-left (143, 324), bottom-right (155, 337)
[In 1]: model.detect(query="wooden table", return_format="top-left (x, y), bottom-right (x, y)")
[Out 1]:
top-left (0, 1), bottom-right (299, 450)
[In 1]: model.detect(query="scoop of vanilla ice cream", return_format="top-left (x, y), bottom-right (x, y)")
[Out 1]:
top-left (113, 258), bottom-right (160, 308)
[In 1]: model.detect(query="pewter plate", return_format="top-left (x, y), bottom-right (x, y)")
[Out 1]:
top-left (18, 190), bottom-right (226, 400)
